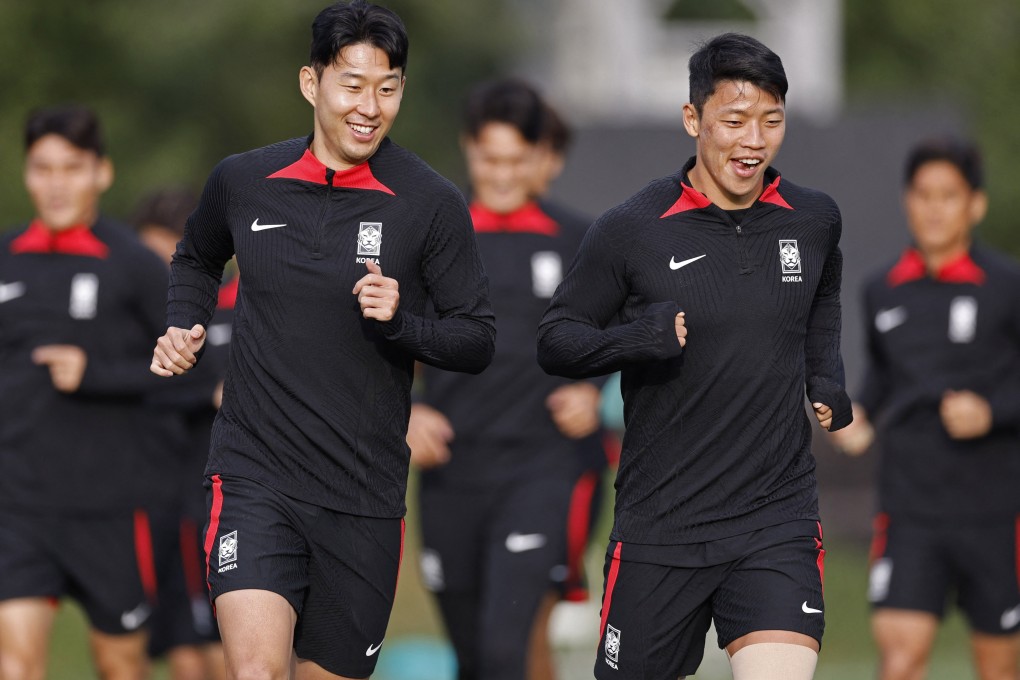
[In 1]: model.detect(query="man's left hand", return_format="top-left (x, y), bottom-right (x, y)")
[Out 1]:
top-left (940, 389), bottom-right (992, 439)
top-left (546, 382), bottom-right (601, 439)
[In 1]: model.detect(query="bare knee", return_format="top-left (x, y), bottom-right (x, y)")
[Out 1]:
top-left (0, 654), bottom-right (47, 680)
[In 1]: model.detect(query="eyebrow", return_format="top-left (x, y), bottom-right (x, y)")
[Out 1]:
top-left (337, 71), bottom-right (402, 81)
top-left (719, 105), bottom-right (785, 116)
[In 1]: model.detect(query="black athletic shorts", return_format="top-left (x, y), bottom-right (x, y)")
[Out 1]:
top-left (594, 520), bottom-right (826, 679)
top-left (0, 508), bottom-right (163, 635)
top-left (204, 474), bottom-right (404, 678)
top-left (148, 513), bottom-right (220, 657)
top-left (868, 513), bottom-right (1020, 634)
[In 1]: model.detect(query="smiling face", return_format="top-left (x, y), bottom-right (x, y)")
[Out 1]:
top-left (24, 134), bottom-right (112, 231)
top-left (682, 79), bottom-right (785, 210)
top-left (904, 160), bottom-right (986, 261)
top-left (463, 122), bottom-right (541, 214)
top-left (300, 42), bottom-right (404, 171)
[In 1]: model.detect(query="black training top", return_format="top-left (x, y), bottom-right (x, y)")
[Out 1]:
top-left (419, 199), bottom-right (594, 486)
top-left (0, 218), bottom-right (186, 514)
top-left (538, 158), bottom-right (852, 546)
top-left (167, 136), bottom-right (495, 518)
top-left (858, 244), bottom-right (1020, 522)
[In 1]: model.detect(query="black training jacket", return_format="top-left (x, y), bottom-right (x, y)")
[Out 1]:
top-left (167, 136), bottom-right (495, 518)
top-left (538, 158), bottom-right (851, 546)
top-left (858, 244), bottom-right (1020, 522)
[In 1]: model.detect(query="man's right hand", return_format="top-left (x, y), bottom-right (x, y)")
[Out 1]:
top-left (827, 402), bottom-right (874, 455)
top-left (407, 403), bottom-right (454, 469)
top-left (151, 324), bottom-right (207, 377)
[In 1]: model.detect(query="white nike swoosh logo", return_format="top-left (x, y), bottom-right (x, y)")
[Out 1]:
top-left (365, 641), bottom-right (383, 656)
top-left (120, 602), bottom-right (152, 631)
top-left (251, 219), bottom-right (287, 231)
top-left (505, 532), bottom-right (547, 553)
top-left (669, 254), bottom-right (707, 270)
top-left (802, 601), bottom-right (823, 614)
top-left (1002, 604), bottom-right (1020, 630)
top-left (0, 281), bottom-right (26, 303)
top-left (874, 306), bottom-right (907, 333)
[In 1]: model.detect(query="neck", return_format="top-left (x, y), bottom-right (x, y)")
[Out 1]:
top-left (922, 240), bottom-right (970, 274)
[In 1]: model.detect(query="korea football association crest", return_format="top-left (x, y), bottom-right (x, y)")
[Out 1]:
top-left (604, 624), bottom-right (621, 669)
top-left (218, 530), bottom-right (238, 573)
top-left (779, 239), bottom-right (803, 282)
top-left (357, 222), bottom-right (382, 257)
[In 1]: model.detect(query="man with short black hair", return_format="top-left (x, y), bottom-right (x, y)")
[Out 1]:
top-left (150, 2), bottom-right (495, 679)
top-left (831, 137), bottom-right (1020, 680)
top-left (538, 33), bottom-right (851, 679)
top-left (0, 104), bottom-right (180, 680)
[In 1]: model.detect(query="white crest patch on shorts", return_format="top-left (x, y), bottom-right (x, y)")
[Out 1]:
top-left (69, 273), bottom-right (99, 319)
top-left (219, 530), bottom-right (238, 567)
top-left (868, 557), bottom-right (892, 603)
top-left (948, 296), bottom-right (978, 343)
top-left (357, 222), bottom-right (382, 256)
top-left (605, 623), bottom-right (621, 667)
top-left (418, 548), bottom-right (445, 592)
top-left (531, 251), bottom-right (562, 298)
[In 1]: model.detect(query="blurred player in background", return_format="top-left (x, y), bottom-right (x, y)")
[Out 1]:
top-left (0, 105), bottom-right (181, 680)
top-left (830, 137), bottom-right (1020, 680)
top-left (133, 186), bottom-right (228, 680)
top-left (407, 78), bottom-right (602, 680)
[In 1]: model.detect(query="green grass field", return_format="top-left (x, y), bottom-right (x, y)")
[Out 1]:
top-left (43, 475), bottom-right (978, 679)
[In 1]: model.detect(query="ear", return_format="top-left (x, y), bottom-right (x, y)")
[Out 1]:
top-left (299, 66), bottom-right (318, 107)
top-left (969, 189), bottom-right (988, 227)
top-left (96, 157), bottom-right (114, 193)
top-left (682, 103), bottom-right (700, 138)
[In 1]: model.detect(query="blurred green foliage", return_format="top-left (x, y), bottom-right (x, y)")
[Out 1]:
top-left (844, 0), bottom-right (1020, 253)
top-left (0, 0), bottom-right (517, 227)
top-left (1, 0), bottom-right (1018, 254)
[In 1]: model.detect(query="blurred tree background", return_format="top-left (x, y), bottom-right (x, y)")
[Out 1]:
top-left (0, 0), bottom-right (519, 226)
top-left (0, 0), bottom-right (1018, 255)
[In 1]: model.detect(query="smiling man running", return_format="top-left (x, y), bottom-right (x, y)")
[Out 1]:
top-left (150, 2), bottom-right (495, 679)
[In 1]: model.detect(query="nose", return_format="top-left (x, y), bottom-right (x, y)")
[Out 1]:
top-left (357, 89), bottom-right (380, 118)
top-left (742, 121), bottom-right (766, 149)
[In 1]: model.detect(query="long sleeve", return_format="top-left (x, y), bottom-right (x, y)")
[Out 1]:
top-left (803, 216), bottom-right (852, 430)
top-left (378, 188), bottom-right (495, 374)
top-left (537, 218), bottom-right (684, 379)
top-left (167, 161), bottom-right (236, 332)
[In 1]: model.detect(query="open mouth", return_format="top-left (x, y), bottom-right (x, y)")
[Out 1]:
top-left (348, 122), bottom-right (376, 139)
top-left (732, 158), bottom-right (762, 177)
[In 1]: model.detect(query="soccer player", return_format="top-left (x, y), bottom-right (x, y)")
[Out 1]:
top-left (134, 187), bottom-right (228, 680)
top-left (0, 105), bottom-right (180, 680)
top-left (149, 2), bottom-right (495, 679)
top-left (536, 33), bottom-right (852, 680)
top-left (829, 138), bottom-right (1020, 680)
top-left (407, 78), bottom-right (601, 680)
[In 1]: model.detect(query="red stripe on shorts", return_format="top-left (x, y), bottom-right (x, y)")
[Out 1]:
top-left (598, 542), bottom-right (623, 644)
top-left (203, 474), bottom-right (224, 592)
top-left (1015, 515), bottom-right (1020, 592)
top-left (815, 520), bottom-right (826, 594)
top-left (564, 471), bottom-right (599, 601)
top-left (869, 512), bottom-right (889, 564)
top-left (133, 509), bottom-right (159, 604)
top-left (179, 517), bottom-right (205, 600)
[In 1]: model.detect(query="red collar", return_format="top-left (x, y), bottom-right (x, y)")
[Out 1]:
top-left (10, 220), bottom-right (109, 258)
top-left (267, 148), bottom-right (394, 195)
top-left (887, 248), bottom-right (986, 287)
top-left (661, 175), bottom-right (792, 218)
top-left (469, 201), bottom-right (559, 236)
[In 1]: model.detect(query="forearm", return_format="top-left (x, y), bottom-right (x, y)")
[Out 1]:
top-left (380, 309), bottom-right (496, 374)
top-left (538, 301), bottom-right (683, 379)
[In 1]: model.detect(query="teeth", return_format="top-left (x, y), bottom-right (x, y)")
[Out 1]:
top-left (350, 123), bottom-right (373, 134)
top-left (739, 159), bottom-right (761, 166)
